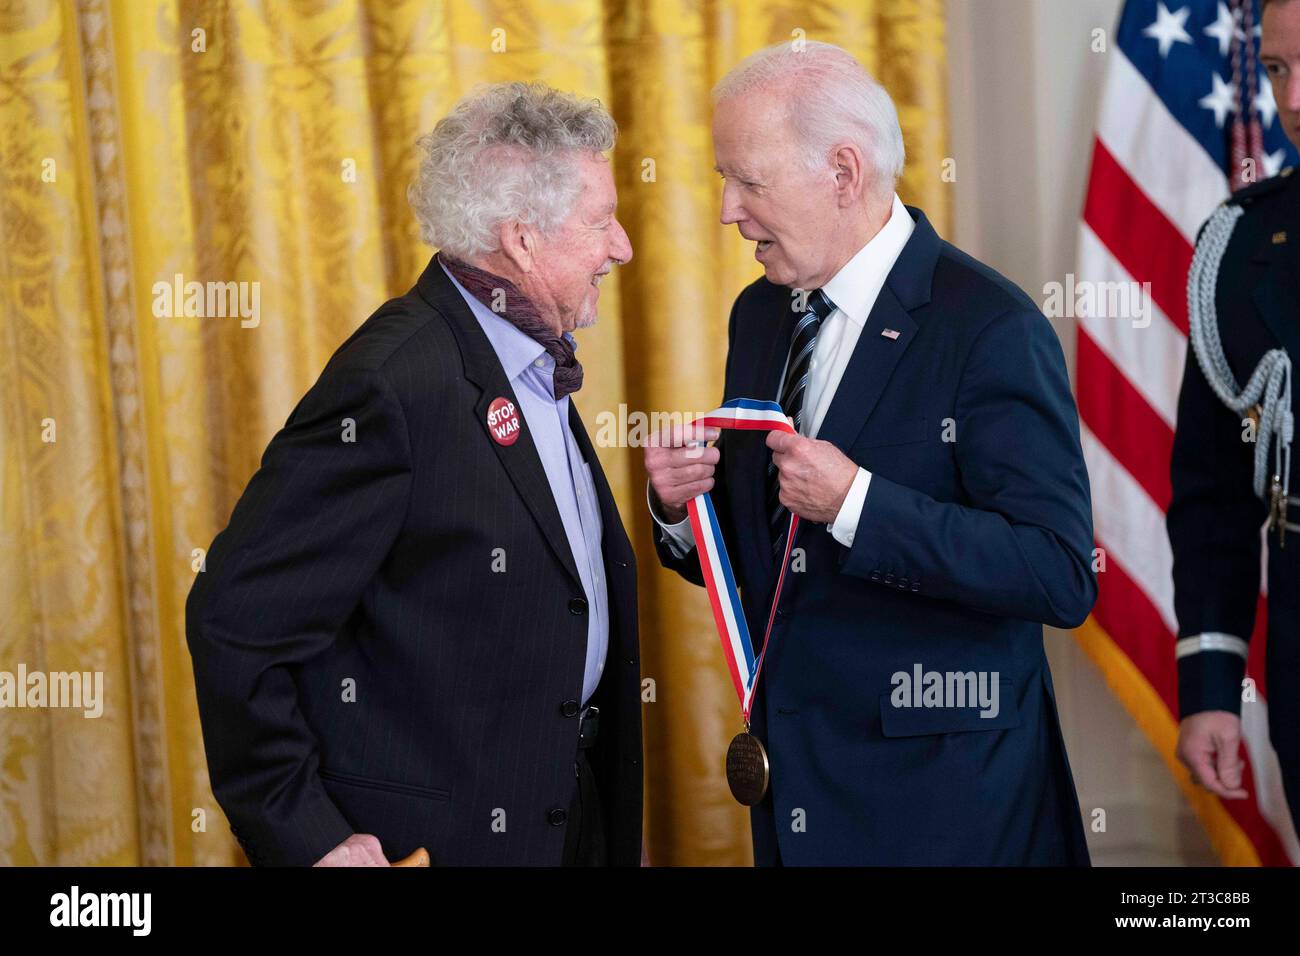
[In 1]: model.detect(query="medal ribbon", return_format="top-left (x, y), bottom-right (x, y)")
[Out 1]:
top-left (685, 398), bottom-right (798, 722)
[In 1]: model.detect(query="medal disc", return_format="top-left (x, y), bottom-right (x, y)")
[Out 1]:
top-left (725, 731), bottom-right (770, 806)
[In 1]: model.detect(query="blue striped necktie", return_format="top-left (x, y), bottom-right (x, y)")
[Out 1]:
top-left (766, 288), bottom-right (837, 559)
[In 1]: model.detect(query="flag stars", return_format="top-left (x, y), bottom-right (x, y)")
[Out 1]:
top-left (1264, 148), bottom-right (1286, 178)
top-left (1200, 72), bottom-right (1237, 128)
top-left (1204, 1), bottom-right (1244, 58)
top-left (1143, 3), bottom-right (1192, 58)
top-left (1257, 73), bottom-right (1278, 127)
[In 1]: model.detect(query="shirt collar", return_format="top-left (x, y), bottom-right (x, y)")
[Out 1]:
top-left (820, 193), bottom-right (916, 327)
top-left (440, 258), bottom-right (547, 382)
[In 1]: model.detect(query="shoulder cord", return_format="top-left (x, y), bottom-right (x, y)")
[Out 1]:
top-left (1186, 203), bottom-right (1293, 503)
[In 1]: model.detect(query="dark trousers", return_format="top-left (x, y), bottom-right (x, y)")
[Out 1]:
top-left (562, 748), bottom-right (607, 866)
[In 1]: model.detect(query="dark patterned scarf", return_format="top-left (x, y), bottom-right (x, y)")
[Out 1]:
top-left (438, 252), bottom-right (584, 400)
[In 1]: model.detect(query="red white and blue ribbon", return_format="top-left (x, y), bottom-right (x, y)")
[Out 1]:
top-left (685, 398), bottom-right (798, 721)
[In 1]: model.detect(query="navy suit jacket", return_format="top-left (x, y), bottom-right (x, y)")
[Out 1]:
top-left (656, 207), bottom-right (1096, 865)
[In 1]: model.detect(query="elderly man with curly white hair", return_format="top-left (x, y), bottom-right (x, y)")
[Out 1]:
top-left (186, 82), bottom-right (640, 867)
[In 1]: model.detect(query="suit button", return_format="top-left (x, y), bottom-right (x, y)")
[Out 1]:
top-left (560, 699), bottom-right (580, 718)
top-left (870, 570), bottom-right (881, 582)
top-left (548, 808), bottom-right (568, 826)
top-left (569, 597), bottom-right (588, 615)
top-left (911, 582), bottom-right (920, 592)
top-left (884, 573), bottom-right (895, 585)
top-left (897, 576), bottom-right (908, 589)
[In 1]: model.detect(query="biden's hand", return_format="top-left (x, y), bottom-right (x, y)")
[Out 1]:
top-left (766, 429), bottom-right (858, 525)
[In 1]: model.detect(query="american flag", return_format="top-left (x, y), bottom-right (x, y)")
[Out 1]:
top-left (1076, 0), bottom-right (1300, 865)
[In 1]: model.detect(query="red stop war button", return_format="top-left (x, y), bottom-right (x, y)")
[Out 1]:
top-left (487, 396), bottom-right (521, 446)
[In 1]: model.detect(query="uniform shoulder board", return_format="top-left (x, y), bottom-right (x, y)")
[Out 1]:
top-left (1226, 166), bottom-right (1294, 209)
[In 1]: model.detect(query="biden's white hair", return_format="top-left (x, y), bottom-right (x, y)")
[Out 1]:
top-left (713, 41), bottom-right (905, 199)
top-left (408, 82), bottom-right (616, 260)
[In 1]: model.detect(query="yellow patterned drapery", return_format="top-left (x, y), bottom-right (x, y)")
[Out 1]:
top-left (0, 0), bottom-right (947, 866)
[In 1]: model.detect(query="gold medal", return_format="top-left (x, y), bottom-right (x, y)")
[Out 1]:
top-left (725, 730), bottom-right (770, 806)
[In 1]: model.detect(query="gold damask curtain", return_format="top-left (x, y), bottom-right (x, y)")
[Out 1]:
top-left (0, 0), bottom-right (947, 866)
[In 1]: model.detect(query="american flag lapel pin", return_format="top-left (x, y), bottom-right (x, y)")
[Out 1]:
top-left (881, 328), bottom-right (901, 340)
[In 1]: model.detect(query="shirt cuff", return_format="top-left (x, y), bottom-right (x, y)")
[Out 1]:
top-left (646, 480), bottom-right (696, 558)
top-left (829, 468), bottom-right (872, 547)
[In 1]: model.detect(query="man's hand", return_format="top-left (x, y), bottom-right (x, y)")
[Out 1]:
top-left (645, 422), bottom-right (722, 523)
top-left (766, 430), bottom-right (859, 524)
top-left (313, 833), bottom-right (391, 866)
top-left (1176, 710), bottom-right (1248, 800)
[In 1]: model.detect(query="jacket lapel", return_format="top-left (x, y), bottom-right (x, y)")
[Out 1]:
top-left (568, 401), bottom-right (639, 658)
top-left (418, 258), bottom-right (584, 590)
top-left (813, 287), bottom-right (918, 452)
top-left (738, 290), bottom-right (802, 585)
top-left (815, 207), bottom-right (938, 452)
top-left (568, 400), bottom-right (635, 569)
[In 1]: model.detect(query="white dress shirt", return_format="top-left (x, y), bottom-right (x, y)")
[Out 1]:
top-left (652, 193), bottom-right (916, 555)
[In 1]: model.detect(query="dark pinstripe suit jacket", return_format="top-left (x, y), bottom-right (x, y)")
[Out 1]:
top-left (185, 257), bottom-right (642, 866)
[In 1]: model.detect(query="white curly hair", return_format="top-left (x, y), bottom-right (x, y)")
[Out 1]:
top-left (408, 82), bottom-right (617, 260)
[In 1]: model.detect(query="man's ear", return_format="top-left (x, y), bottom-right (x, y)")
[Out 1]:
top-left (831, 143), bottom-right (866, 207)
top-left (497, 219), bottom-right (536, 273)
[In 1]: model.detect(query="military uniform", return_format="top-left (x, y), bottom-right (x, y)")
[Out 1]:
top-left (1169, 167), bottom-right (1300, 831)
